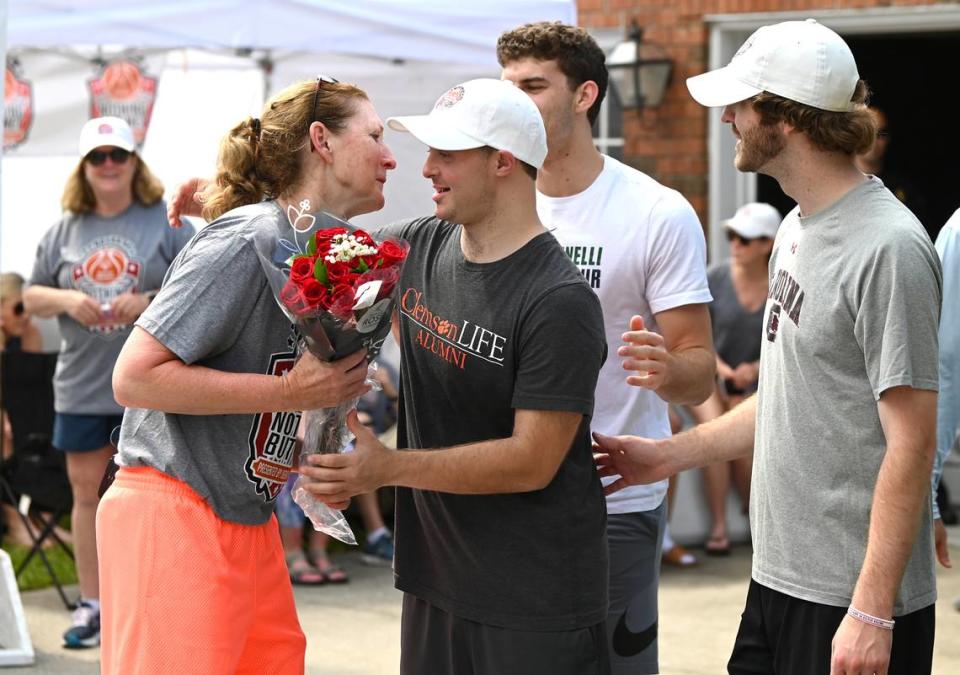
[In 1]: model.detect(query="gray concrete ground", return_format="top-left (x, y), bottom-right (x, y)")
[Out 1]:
top-left (5, 527), bottom-right (959, 674)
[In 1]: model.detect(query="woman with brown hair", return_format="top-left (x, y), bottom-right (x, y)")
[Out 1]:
top-left (23, 116), bottom-right (194, 649)
top-left (99, 77), bottom-right (395, 674)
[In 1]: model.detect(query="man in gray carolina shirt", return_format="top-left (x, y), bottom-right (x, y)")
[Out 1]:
top-left (593, 20), bottom-right (941, 675)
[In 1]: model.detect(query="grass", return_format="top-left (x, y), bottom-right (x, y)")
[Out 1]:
top-left (1, 540), bottom-right (77, 592)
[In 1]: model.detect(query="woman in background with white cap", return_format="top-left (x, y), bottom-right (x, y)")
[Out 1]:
top-left (23, 116), bottom-right (194, 649)
top-left (691, 202), bottom-right (779, 556)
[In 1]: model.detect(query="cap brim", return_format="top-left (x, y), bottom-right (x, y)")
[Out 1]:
top-left (723, 219), bottom-right (754, 238)
top-left (386, 115), bottom-right (484, 152)
top-left (79, 136), bottom-right (136, 157)
top-left (686, 67), bottom-right (762, 108)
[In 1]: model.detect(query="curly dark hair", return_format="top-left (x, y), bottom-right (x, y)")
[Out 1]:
top-left (751, 80), bottom-right (876, 156)
top-left (497, 21), bottom-right (607, 126)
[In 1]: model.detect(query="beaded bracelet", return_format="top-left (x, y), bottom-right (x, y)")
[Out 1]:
top-left (847, 606), bottom-right (895, 630)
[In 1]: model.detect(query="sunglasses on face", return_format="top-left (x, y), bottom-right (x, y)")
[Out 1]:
top-left (86, 148), bottom-right (131, 166)
top-left (726, 231), bottom-right (770, 245)
top-left (13, 301), bottom-right (25, 317)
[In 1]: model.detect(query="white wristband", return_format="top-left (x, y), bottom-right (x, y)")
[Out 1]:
top-left (847, 606), bottom-right (895, 630)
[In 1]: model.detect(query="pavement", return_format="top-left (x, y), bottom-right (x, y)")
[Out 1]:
top-left (4, 527), bottom-right (959, 674)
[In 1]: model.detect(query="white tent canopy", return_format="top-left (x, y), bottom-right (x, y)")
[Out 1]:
top-left (7, 0), bottom-right (576, 66)
top-left (1, 1), bottom-right (577, 277)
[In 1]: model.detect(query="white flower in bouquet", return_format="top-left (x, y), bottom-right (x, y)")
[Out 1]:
top-left (324, 233), bottom-right (379, 264)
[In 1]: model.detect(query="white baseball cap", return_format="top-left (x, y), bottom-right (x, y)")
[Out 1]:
top-left (78, 116), bottom-right (136, 157)
top-left (724, 202), bottom-right (782, 240)
top-left (687, 19), bottom-right (860, 112)
top-left (387, 78), bottom-right (548, 169)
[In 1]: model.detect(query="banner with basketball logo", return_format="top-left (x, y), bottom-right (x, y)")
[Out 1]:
top-left (4, 60), bottom-right (34, 150)
top-left (88, 59), bottom-right (158, 147)
top-left (1, 51), bottom-right (164, 156)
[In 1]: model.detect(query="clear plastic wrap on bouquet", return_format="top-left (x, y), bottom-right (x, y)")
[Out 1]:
top-left (254, 200), bottom-right (408, 544)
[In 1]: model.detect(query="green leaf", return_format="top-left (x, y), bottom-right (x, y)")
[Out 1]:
top-left (285, 254), bottom-right (296, 267)
top-left (314, 258), bottom-right (329, 285)
top-left (356, 258), bottom-right (369, 273)
top-left (306, 234), bottom-right (317, 256)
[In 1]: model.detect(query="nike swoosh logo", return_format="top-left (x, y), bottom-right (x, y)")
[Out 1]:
top-left (612, 611), bottom-right (657, 657)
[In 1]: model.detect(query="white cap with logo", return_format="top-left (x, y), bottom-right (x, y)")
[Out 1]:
top-left (78, 116), bottom-right (136, 157)
top-left (686, 19), bottom-right (860, 112)
top-left (724, 202), bottom-right (782, 240)
top-left (387, 78), bottom-right (548, 169)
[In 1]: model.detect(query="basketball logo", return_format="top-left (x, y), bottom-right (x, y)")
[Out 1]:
top-left (101, 61), bottom-right (142, 101)
top-left (4, 65), bottom-right (33, 150)
top-left (88, 60), bottom-right (158, 145)
top-left (83, 248), bottom-right (128, 284)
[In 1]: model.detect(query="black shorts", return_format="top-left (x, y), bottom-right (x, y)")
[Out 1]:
top-left (400, 594), bottom-right (611, 675)
top-left (728, 579), bottom-right (934, 675)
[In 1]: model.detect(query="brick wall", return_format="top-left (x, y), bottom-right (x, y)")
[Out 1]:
top-left (579, 0), bottom-right (943, 226)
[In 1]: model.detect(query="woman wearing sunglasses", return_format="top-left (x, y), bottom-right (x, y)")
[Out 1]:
top-left (689, 202), bottom-right (780, 557)
top-left (1, 272), bottom-right (42, 353)
top-left (22, 116), bottom-right (195, 650)
top-left (1, 271), bottom-right (44, 546)
top-left (99, 78), bottom-right (392, 674)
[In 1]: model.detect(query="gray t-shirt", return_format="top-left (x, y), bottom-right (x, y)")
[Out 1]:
top-left (708, 264), bottom-right (765, 395)
top-left (30, 202), bottom-right (194, 415)
top-left (753, 177), bottom-right (941, 614)
top-left (118, 201), bottom-right (303, 525)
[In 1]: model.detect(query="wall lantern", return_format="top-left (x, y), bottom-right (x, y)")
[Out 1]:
top-left (606, 22), bottom-right (673, 110)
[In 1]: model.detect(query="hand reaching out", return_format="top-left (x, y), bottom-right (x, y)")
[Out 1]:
top-left (299, 410), bottom-right (393, 505)
top-left (167, 177), bottom-right (208, 228)
top-left (592, 431), bottom-right (676, 495)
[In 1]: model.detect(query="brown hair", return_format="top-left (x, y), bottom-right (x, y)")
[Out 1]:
top-left (480, 146), bottom-right (537, 181)
top-left (61, 153), bottom-right (164, 214)
top-left (0, 272), bottom-right (25, 302)
top-left (751, 80), bottom-right (876, 155)
top-left (201, 79), bottom-right (368, 221)
top-left (497, 21), bottom-right (608, 126)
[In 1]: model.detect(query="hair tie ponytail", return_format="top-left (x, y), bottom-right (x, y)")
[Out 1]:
top-left (250, 117), bottom-right (262, 139)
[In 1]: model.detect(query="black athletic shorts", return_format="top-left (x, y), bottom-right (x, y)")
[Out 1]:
top-left (400, 593), bottom-right (611, 675)
top-left (728, 579), bottom-right (934, 675)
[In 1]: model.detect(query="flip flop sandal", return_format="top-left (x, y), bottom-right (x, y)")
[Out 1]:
top-left (287, 553), bottom-right (326, 586)
top-left (704, 535), bottom-right (731, 556)
top-left (311, 552), bottom-right (350, 584)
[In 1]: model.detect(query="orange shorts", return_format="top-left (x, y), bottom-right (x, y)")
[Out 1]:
top-left (96, 466), bottom-right (305, 675)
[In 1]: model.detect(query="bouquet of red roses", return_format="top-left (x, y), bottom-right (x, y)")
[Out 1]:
top-left (256, 201), bottom-right (407, 544)
top-left (280, 226), bottom-right (407, 351)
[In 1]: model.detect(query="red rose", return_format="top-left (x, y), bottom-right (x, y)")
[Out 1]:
top-left (280, 280), bottom-right (308, 316)
top-left (290, 256), bottom-right (314, 285)
top-left (327, 260), bottom-right (352, 284)
top-left (378, 239), bottom-right (408, 267)
top-left (301, 278), bottom-right (328, 309)
top-left (328, 283), bottom-right (357, 320)
top-left (314, 227), bottom-right (349, 248)
top-left (353, 229), bottom-right (375, 246)
top-left (360, 267), bottom-right (400, 300)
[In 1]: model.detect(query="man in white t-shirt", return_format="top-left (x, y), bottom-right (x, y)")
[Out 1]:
top-left (499, 23), bottom-right (716, 675)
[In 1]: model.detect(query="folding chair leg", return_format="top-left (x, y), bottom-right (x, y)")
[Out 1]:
top-left (12, 509), bottom-right (76, 611)
top-left (17, 541), bottom-right (73, 611)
